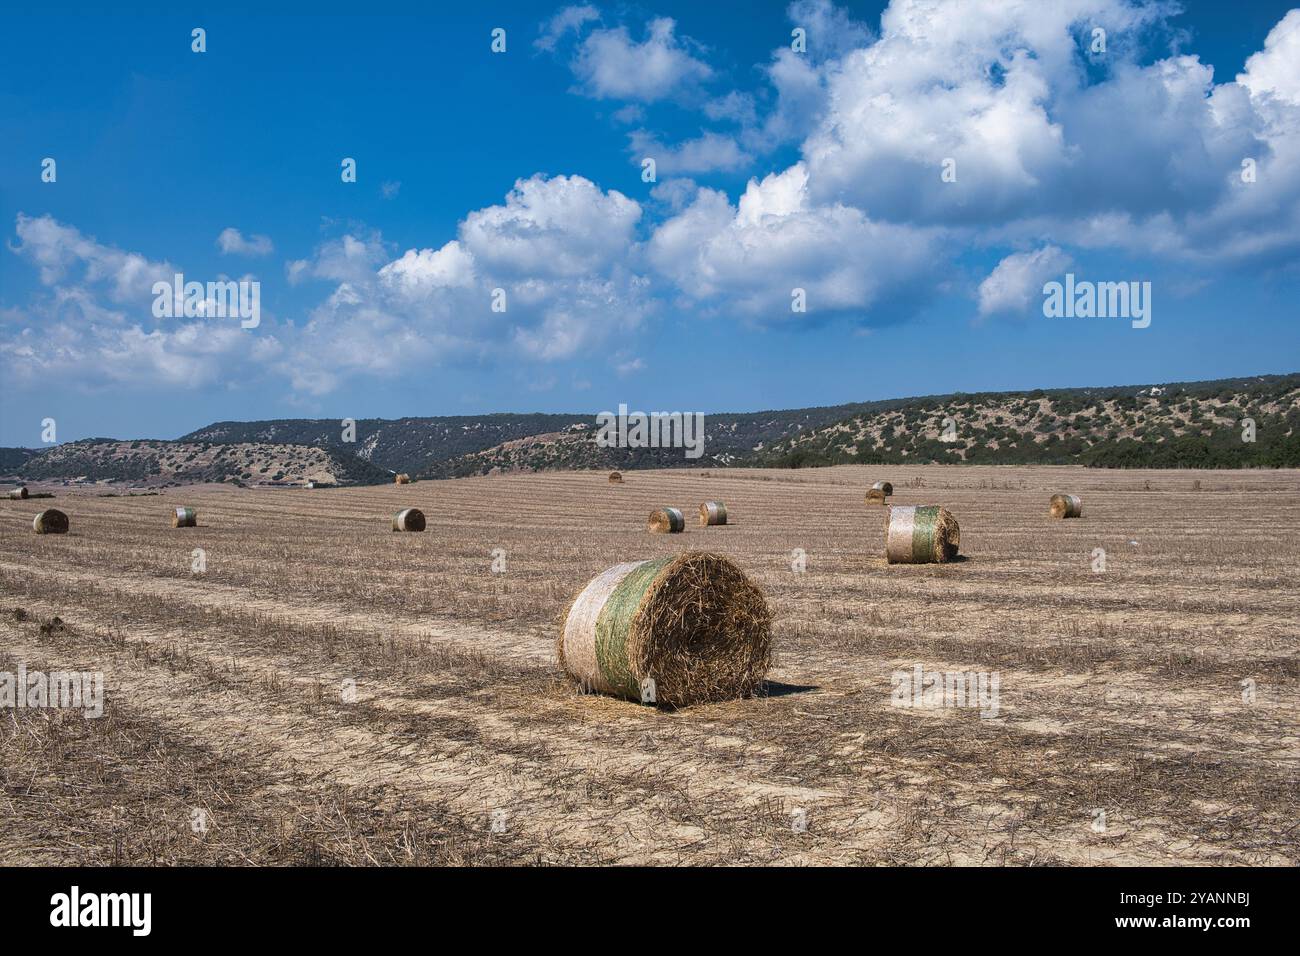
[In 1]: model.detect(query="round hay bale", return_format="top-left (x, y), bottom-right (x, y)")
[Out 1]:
top-left (871, 480), bottom-right (894, 496)
top-left (1049, 494), bottom-right (1083, 519)
top-left (394, 473), bottom-right (411, 485)
top-left (392, 507), bottom-right (426, 532)
top-left (865, 488), bottom-right (888, 506)
top-left (885, 505), bottom-right (959, 564)
top-left (557, 552), bottom-right (772, 706)
top-left (171, 506), bottom-right (197, 528)
top-left (648, 507), bottom-right (685, 533)
top-left (698, 501), bottom-right (727, 526)
top-left (9, 486), bottom-right (28, 500)
top-left (32, 509), bottom-right (69, 535)
top-left (608, 471), bottom-right (624, 484)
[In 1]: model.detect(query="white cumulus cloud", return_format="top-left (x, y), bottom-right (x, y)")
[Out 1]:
top-left (569, 17), bottom-right (712, 102)
top-left (978, 245), bottom-right (1073, 319)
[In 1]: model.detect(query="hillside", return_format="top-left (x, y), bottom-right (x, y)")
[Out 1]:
top-left (7, 439), bottom-right (391, 487)
top-left (5, 373), bottom-right (1298, 484)
top-left (181, 414), bottom-right (587, 474)
top-left (761, 374), bottom-right (1300, 469)
top-left (429, 374), bottom-right (1300, 474)
top-left (182, 404), bottom-right (886, 478)
top-left (0, 447), bottom-right (39, 474)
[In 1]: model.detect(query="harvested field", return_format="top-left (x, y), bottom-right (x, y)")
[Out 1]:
top-left (1, 464), bottom-right (1297, 866)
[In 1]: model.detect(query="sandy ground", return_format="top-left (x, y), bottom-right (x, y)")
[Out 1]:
top-left (1, 464), bottom-right (1296, 865)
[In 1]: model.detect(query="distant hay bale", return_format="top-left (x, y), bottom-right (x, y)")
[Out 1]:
top-left (9, 486), bottom-right (28, 500)
top-left (172, 506), bottom-right (198, 528)
top-left (557, 551), bottom-right (772, 706)
top-left (394, 474), bottom-right (411, 485)
top-left (871, 480), bottom-right (894, 496)
top-left (32, 509), bottom-right (69, 535)
top-left (392, 507), bottom-right (426, 532)
top-left (865, 488), bottom-right (888, 506)
top-left (608, 471), bottom-right (624, 484)
top-left (698, 501), bottom-right (727, 526)
top-left (648, 507), bottom-right (685, 533)
top-left (1049, 494), bottom-right (1083, 519)
top-left (885, 505), bottom-right (960, 564)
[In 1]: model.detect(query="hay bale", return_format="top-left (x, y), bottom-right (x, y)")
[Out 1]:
top-left (32, 509), bottom-right (69, 535)
top-left (1049, 494), bottom-right (1083, 519)
top-left (871, 480), bottom-right (894, 496)
top-left (394, 473), bottom-right (411, 485)
top-left (608, 471), bottom-right (624, 484)
top-left (392, 507), bottom-right (426, 532)
top-left (885, 505), bottom-right (960, 564)
top-left (648, 507), bottom-right (685, 533)
top-left (8, 486), bottom-right (28, 500)
top-left (865, 488), bottom-right (888, 506)
top-left (557, 552), bottom-right (772, 706)
top-left (172, 506), bottom-right (197, 528)
top-left (698, 501), bottom-right (727, 526)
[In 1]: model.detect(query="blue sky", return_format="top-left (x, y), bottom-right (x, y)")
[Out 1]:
top-left (2, 0), bottom-right (1298, 445)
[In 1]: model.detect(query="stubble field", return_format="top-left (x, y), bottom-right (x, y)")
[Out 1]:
top-left (1, 464), bottom-right (1297, 866)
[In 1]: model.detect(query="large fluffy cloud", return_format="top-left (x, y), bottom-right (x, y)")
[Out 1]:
top-left (649, 163), bottom-right (937, 320)
top-left (278, 175), bottom-right (653, 395)
top-left (2, 215), bottom-right (279, 390)
top-left (458, 174), bottom-right (641, 277)
top-left (800, 0), bottom-right (1297, 258)
top-left (1238, 9), bottom-right (1300, 105)
top-left (649, 0), bottom-right (1300, 325)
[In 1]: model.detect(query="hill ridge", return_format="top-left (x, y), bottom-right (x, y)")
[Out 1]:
top-left (3, 373), bottom-right (1297, 484)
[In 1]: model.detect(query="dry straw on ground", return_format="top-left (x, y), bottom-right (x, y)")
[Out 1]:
top-left (648, 507), bottom-right (685, 533)
top-left (608, 471), bottom-right (624, 484)
top-left (885, 504), bottom-right (960, 564)
top-left (8, 486), bottom-right (28, 500)
top-left (392, 508), bottom-right (426, 532)
top-left (394, 474), bottom-right (411, 485)
top-left (699, 501), bottom-right (727, 526)
top-left (32, 509), bottom-right (69, 535)
top-left (1049, 494), bottom-right (1083, 519)
top-left (172, 507), bottom-right (198, 528)
top-left (557, 551), bottom-right (772, 707)
top-left (3, 464), bottom-right (1298, 866)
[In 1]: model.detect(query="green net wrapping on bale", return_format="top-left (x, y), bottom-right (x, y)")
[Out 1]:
top-left (172, 506), bottom-right (197, 528)
top-left (648, 507), bottom-right (685, 533)
top-left (698, 501), bottom-right (727, 526)
top-left (1049, 494), bottom-right (1083, 519)
top-left (557, 552), bottom-right (772, 707)
top-left (885, 505), bottom-right (960, 564)
top-left (392, 507), bottom-right (426, 532)
top-left (33, 509), bottom-right (69, 535)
